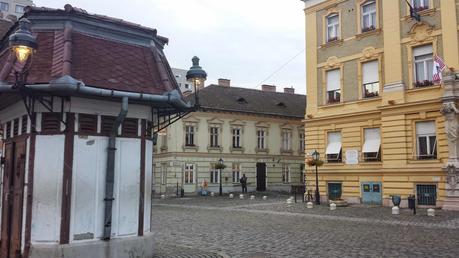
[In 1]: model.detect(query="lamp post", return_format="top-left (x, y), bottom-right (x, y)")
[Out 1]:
top-left (218, 158), bottom-right (223, 196)
top-left (312, 150), bottom-right (321, 205)
top-left (186, 56), bottom-right (207, 108)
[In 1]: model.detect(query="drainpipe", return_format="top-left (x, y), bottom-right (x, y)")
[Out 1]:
top-left (103, 96), bottom-right (128, 240)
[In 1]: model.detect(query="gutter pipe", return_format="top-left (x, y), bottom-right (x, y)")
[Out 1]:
top-left (103, 96), bottom-right (128, 240)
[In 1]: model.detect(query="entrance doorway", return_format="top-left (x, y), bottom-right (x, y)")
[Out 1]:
top-left (1, 139), bottom-right (27, 258)
top-left (361, 182), bottom-right (382, 205)
top-left (256, 163), bottom-right (266, 191)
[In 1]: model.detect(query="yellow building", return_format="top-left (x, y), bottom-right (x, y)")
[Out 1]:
top-left (302, 0), bottom-right (459, 209)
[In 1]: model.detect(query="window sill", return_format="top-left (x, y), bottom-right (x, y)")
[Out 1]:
top-left (360, 161), bottom-right (383, 165)
top-left (182, 145), bottom-right (199, 152)
top-left (319, 102), bottom-right (345, 108)
top-left (255, 148), bottom-right (269, 153)
top-left (320, 39), bottom-right (343, 49)
top-left (407, 84), bottom-right (441, 93)
top-left (407, 159), bottom-right (441, 164)
top-left (356, 28), bottom-right (381, 40)
top-left (281, 149), bottom-right (293, 155)
top-left (403, 8), bottom-right (436, 20)
top-left (230, 147), bottom-right (245, 153)
top-left (325, 162), bottom-right (344, 166)
top-left (207, 146), bottom-right (223, 152)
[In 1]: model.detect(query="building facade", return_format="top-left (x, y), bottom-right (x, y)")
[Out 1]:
top-left (303, 0), bottom-right (459, 209)
top-left (0, 0), bottom-right (33, 18)
top-left (172, 68), bottom-right (194, 94)
top-left (153, 81), bottom-right (306, 195)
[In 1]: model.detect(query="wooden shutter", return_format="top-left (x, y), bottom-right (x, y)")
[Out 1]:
top-left (122, 118), bottom-right (138, 137)
top-left (5, 121), bottom-right (11, 139)
top-left (41, 113), bottom-right (61, 133)
top-left (78, 114), bottom-right (97, 135)
top-left (101, 116), bottom-right (116, 135)
top-left (13, 118), bottom-right (19, 136)
top-left (21, 115), bottom-right (28, 135)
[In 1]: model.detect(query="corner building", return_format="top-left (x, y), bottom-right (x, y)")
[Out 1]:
top-left (302, 0), bottom-right (459, 209)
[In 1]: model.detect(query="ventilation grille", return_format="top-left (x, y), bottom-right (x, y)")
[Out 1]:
top-left (101, 116), bottom-right (116, 135)
top-left (21, 115), bottom-right (28, 135)
top-left (41, 113), bottom-right (61, 133)
top-left (5, 121), bottom-right (11, 139)
top-left (122, 118), bottom-right (138, 137)
top-left (13, 118), bottom-right (19, 136)
top-left (79, 114), bottom-right (97, 135)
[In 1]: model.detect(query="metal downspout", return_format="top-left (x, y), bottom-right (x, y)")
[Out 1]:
top-left (103, 96), bottom-right (128, 240)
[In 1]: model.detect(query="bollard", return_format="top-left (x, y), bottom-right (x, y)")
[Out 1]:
top-left (392, 206), bottom-right (400, 215)
top-left (262, 196), bottom-right (268, 200)
top-left (239, 194), bottom-right (244, 199)
top-left (307, 202), bottom-right (313, 209)
top-left (427, 208), bottom-right (435, 217)
top-left (229, 194), bottom-right (234, 199)
top-left (160, 194), bottom-right (166, 199)
top-left (210, 192), bottom-right (215, 197)
top-left (330, 202), bottom-right (337, 211)
top-left (286, 198), bottom-right (293, 205)
top-left (250, 195), bottom-right (255, 200)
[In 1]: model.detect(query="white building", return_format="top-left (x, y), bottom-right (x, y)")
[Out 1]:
top-left (0, 0), bottom-right (33, 18)
top-left (172, 68), bottom-right (194, 94)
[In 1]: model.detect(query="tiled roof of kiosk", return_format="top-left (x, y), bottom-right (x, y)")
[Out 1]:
top-left (190, 85), bottom-right (306, 118)
top-left (0, 4), bottom-right (178, 95)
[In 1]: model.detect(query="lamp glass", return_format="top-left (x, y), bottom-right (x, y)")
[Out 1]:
top-left (312, 150), bottom-right (320, 161)
top-left (218, 158), bottom-right (223, 165)
top-left (13, 45), bottom-right (32, 63)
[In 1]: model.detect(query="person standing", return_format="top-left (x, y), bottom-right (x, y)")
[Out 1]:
top-left (240, 174), bottom-right (247, 193)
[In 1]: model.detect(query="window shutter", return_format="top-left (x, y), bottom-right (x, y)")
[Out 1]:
top-left (416, 121), bottom-right (436, 135)
top-left (413, 44), bottom-right (432, 57)
top-left (122, 118), bottom-right (138, 137)
top-left (41, 113), bottom-right (61, 133)
top-left (13, 118), bottom-right (19, 136)
top-left (101, 116), bottom-right (116, 135)
top-left (327, 69), bottom-right (340, 91)
top-left (5, 121), bottom-right (11, 138)
top-left (362, 61), bottom-right (379, 84)
top-left (78, 114), bottom-right (97, 134)
top-left (21, 115), bottom-right (28, 135)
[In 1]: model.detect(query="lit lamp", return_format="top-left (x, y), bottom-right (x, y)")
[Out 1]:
top-left (9, 18), bottom-right (37, 64)
top-left (312, 150), bottom-right (321, 205)
top-left (186, 56), bottom-right (207, 108)
top-left (218, 158), bottom-right (224, 196)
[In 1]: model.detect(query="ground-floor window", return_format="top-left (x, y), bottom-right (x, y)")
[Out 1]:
top-left (210, 163), bottom-right (220, 183)
top-left (328, 182), bottom-right (342, 201)
top-left (184, 164), bottom-right (195, 184)
top-left (282, 164), bottom-right (290, 183)
top-left (416, 184), bottom-right (436, 206)
top-left (232, 163), bottom-right (241, 183)
top-left (161, 163), bottom-right (167, 185)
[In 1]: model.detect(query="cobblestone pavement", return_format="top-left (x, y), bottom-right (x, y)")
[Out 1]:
top-left (151, 193), bottom-right (459, 258)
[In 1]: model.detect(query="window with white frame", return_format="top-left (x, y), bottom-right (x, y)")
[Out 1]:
top-left (416, 121), bottom-right (437, 160)
top-left (185, 125), bottom-right (195, 146)
top-left (232, 127), bottom-right (242, 148)
top-left (184, 164), bottom-right (195, 184)
top-left (413, 44), bottom-right (434, 87)
top-left (15, 4), bottom-right (25, 13)
top-left (210, 126), bottom-right (219, 147)
top-left (299, 131), bottom-right (305, 152)
top-left (326, 14), bottom-right (339, 42)
top-left (412, 0), bottom-right (429, 11)
top-left (282, 164), bottom-right (290, 183)
top-left (0, 2), bottom-right (9, 11)
top-left (362, 128), bottom-right (381, 162)
top-left (282, 129), bottom-right (292, 151)
top-left (160, 163), bottom-right (167, 184)
top-left (232, 163), bottom-right (241, 183)
top-left (326, 69), bottom-right (341, 104)
top-left (361, 1), bottom-right (376, 32)
top-left (210, 163), bottom-right (220, 184)
top-left (362, 60), bottom-right (379, 98)
top-left (257, 128), bottom-right (266, 149)
top-left (326, 132), bottom-right (342, 162)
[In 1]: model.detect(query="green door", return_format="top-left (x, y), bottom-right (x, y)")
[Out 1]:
top-left (328, 183), bottom-right (342, 201)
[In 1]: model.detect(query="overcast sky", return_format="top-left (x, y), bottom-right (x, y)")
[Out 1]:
top-left (35, 0), bottom-right (306, 94)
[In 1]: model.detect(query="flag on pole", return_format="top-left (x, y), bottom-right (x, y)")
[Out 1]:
top-left (432, 55), bottom-right (446, 83)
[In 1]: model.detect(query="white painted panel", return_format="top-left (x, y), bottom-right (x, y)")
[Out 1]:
top-left (32, 135), bottom-right (65, 243)
top-left (70, 136), bottom-right (108, 241)
top-left (21, 137), bottom-right (30, 251)
top-left (70, 97), bottom-right (151, 119)
top-left (115, 138), bottom-right (140, 237)
top-left (144, 140), bottom-right (153, 233)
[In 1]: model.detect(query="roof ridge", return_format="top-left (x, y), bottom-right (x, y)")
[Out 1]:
top-left (206, 84), bottom-right (306, 96)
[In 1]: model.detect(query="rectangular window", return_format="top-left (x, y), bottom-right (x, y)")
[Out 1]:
top-left (326, 69), bottom-right (341, 104)
top-left (413, 44), bottom-right (434, 87)
top-left (362, 128), bottom-right (381, 162)
top-left (326, 131), bottom-right (342, 162)
top-left (210, 127), bottom-right (219, 147)
top-left (282, 130), bottom-right (292, 151)
top-left (361, 1), bottom-right (376, 32)
top-left (210, 164), bottom-right (220, 184)
top-left (184, 164), bottom-right (195, 184)
top-left (15, 4), bottom-right (25, 13)
top-left (0, 2), bottom-right (9, 11)
top-left (161, 163), bottom-right (167, 185)
top-left (257, 129), bottom-right (266, 149)
top-left (416, 121), bottom-right (437, 160)
top-left (362, 60), bottom-right (379, 98)
top-left (412, 0), bottom-right (429, 11)
top-left (416, 184), bottom-right (436, 205)
top-left (282, 164), bottom-right (290, 183)
top-left (299, 132), bottom-right (305, 152)
top-left (185, 125), bottom-right (195, 146)
top-left (232, 128), bottom-right (241, 148)
top-left (326, 14), bottom-right (339, 42)
top-left (232, 163), bottom-right (241, 183)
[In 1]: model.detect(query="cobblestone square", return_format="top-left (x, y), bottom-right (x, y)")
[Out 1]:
top-left (151, 193), bottom-right (459, 258)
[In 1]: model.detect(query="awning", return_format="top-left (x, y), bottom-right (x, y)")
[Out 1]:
top-left (362, 139), bottom-right (381, 153)
top-left (326, 142), bottom-right (342, 155)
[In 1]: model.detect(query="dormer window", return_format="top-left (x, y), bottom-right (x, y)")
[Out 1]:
top-left (237, 97), bottom-right (247, 104)
top-left (361, 1), bottom-right (376, 33)
top-left (276, 102), bottom-right (286, 107)
top-left (326, 14), bottom-right (339, 42)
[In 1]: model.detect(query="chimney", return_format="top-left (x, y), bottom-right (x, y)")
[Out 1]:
top-left (262, 84), bottom-right (276, 92)
top-left (218, 78), bottom-right (231, 87)
top-left (284, 87), bottom-right (295, 94)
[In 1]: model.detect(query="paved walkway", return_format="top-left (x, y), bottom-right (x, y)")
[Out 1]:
top-left (151, 194), bottom-right (459, 257)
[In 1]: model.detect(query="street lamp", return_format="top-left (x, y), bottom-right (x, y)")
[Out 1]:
top-left (312, 150), bottom-right (321, 205)
top-left (186, 56), bottom-right (207, 108)
top-left (218, 158), bottom-right (224, 196)
top-left (9, 18), bottom-right (37, 64)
